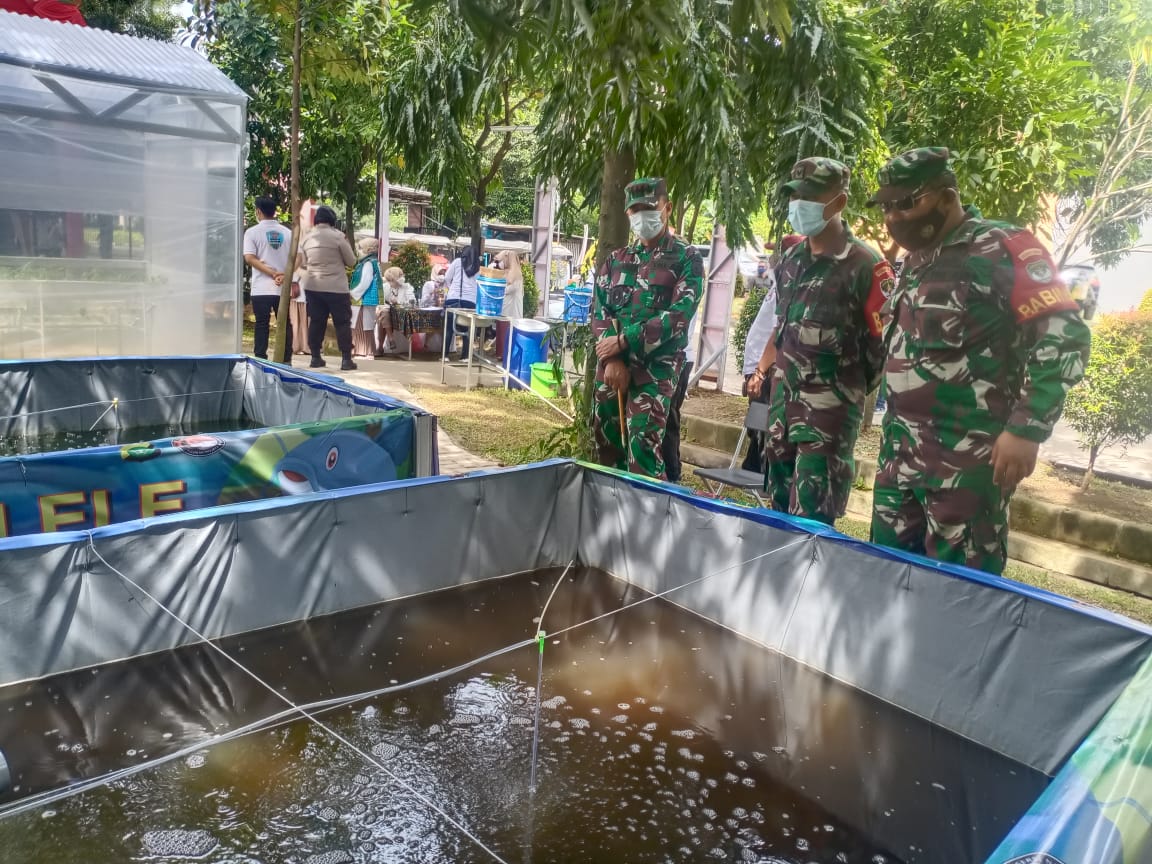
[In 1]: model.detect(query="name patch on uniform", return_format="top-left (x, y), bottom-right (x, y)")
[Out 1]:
top-left (1001, 231), bottom-right (1079, 323)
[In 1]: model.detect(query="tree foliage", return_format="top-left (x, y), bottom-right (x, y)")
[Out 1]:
top-left (877, 0), bottom-right (1100, 228)
top-left (1056, 13), bottom-right (1152, 267)
top-left (209, 0), bottom-right (394, 223)
top-left (380, 12), bottom-right (537, 248)
top-left (1063, 311), bottom-right (1152, 488)
top-left (449, 0), bottom-right (886, 255)
top-left (82, 0), bottom-right (177, 38)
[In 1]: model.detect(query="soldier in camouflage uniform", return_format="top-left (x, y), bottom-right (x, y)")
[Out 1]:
top-left (867, 147), bottom-right (1091, 574)
top-left (592, 177), bottom-right (704, 479)
top-left (748, 158), bottom-right (892, 524)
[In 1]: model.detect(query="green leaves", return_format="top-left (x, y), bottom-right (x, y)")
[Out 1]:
top-left (1064, 312), bottom-right (1152, 465)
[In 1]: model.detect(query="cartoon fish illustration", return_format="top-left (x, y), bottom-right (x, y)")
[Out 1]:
top-left (272, 430), bottom-right (397, 496)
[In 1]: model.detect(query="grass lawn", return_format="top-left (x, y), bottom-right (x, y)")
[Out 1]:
top-left (412, 385), bottom-right (563, 465)
top-left (834, 515), bottom-right (1152, 625)
top-left (682, 386), bottom-right (1150, 524)
top-left (411, 384), bottom-right (1152, 627)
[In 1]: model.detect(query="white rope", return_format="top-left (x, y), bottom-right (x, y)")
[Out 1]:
top-left (83, 537), bottom-right (513, 864)
top-left (0, 399), bottom-right (113, 422)
top-left (0, 633), bottom-right (535, 822)
top-left (0, 535), bottom-right (812, 854)
top-left (86, 399), bottom-right (119, 432)
top-left (547, 535), bottom-right (811, 641)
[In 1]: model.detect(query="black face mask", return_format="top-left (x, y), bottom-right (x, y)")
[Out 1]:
top-left (887, 204), bottom-right (949, 252)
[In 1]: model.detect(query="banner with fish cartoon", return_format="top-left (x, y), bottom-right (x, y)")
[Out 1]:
top-left (0, 411), bottom-right (414, 538)
top-left (987, 652), bottom-right (1152, 864)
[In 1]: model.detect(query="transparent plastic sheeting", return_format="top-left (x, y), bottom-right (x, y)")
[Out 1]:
top-left (0, 15), bottom-right (247, 359)
top-left (989, 651), bottom-right (1152, 863)
top-left (0, 460), bottom-right (1148, 860)
top-left (0, 355), bottom-right (438, 536)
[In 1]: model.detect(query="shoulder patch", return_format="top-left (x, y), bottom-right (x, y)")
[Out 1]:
top-left (999, 229), bottom-right (1080, 323)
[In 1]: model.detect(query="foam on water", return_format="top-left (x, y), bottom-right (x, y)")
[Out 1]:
top-left (0, 568), bottom-right (1048, 864)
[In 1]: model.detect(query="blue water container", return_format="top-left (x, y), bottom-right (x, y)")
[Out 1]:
top-left (508, 319), bottom-right (550, 390)
top-left (563, 283), bottom-right (593, 323)
top-left (476, 269), bottom-right (506, 317)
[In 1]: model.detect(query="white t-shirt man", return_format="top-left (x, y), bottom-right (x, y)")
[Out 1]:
top-left (243, 220), bottom-right (292, 297)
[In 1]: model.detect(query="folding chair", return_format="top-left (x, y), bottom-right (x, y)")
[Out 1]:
top-left (693, 400), bottom-right (770, 506)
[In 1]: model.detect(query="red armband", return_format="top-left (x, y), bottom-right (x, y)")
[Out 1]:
top-left (1001, 231), bottom-right (1079, 323)
top-left (864, 260), bottom-right (895, 337)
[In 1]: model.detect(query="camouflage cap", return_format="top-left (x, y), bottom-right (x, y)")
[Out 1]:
top-left (779, 158), bottom-right (850, 198)
top-left (867, 147), bottom-right (956, 206)
top-left (625, 177), bottom-right (668, 210)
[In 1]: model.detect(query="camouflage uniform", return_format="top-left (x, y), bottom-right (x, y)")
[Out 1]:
top-left (867, 148), bottom-right (1091, 574)
top-left (593, 178), bottom-right (704, 480)
top-left (766, 158), bottom-right (893, 524)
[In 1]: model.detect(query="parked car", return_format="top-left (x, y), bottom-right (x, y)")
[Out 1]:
top-left (1060, 264), bottom-right (1101, 321)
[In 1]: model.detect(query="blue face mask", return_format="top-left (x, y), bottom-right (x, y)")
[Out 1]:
top-left (788, 199), bottom-right (831, 237)
top-left (629, 210), bottom-right (666, 242)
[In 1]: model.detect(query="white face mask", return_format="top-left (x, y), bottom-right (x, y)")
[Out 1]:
top-left (788, 199), bottom-right (833, 237)
top-left (629, 210), bottom-right (666, 242)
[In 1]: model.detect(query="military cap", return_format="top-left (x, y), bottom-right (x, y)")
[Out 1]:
top-left (625, 177), bottom-right (668, 210)
top-left (779, 157), bottom-right (850, 198)
top-left (867, 147), bottom-right (957, 206)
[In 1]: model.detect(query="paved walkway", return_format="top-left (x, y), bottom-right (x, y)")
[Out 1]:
top-left (1041, 421), bottom-right (1152, 484)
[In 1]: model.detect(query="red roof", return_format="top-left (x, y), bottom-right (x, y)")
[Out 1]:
top-left (0, 0), bottom-right (86, 25)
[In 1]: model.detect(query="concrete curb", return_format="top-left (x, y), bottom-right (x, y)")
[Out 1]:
top-left (682, 412), bottom-right (1152, 575)
top-left (843, 489), bottom-right (1152, 600)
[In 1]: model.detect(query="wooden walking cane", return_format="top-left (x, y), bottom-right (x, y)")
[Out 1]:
top-left (617, 387), bottom-right (626, 442)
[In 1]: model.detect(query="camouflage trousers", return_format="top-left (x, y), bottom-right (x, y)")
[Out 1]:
top-left (763, 382), bottom-right (858, 525)
top-left (870, 467), bottom-right (1010, 575)
top-left (592, 358), bottom-right (678, 480)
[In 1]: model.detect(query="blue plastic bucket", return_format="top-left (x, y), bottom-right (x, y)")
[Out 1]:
top-left (476, 268), bottom-right (506, 317)
top-left (563, 284), bottom-right (593, 323)
top-left (508, 319), bottom-right (550, 390)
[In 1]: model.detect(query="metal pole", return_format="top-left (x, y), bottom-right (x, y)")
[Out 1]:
top-left (378, 169), bottom-right (390, 261)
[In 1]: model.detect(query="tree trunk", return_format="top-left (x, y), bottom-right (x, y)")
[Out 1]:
top-left (1081, 444), bottom-right (1101, 489)
top-left (272, 1), bottom-right (303, 364)
top-left (685, 203), bottom-right (702, 245)
top-left (343, 167), bottom-right (358, 247)
top-left (862, 389), bottom-right (879, 430)
top-left (596, 146), bottom-right (635, 272)
top-left (468, 203), bottom-right (484, 260)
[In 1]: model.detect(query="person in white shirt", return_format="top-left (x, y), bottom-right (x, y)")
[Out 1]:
top-left (493, 249), bottom-right (525, 358)
top-left (378, 266), bottom-right (416, 353)
top-left (421, 265), bottom-right (447, 308)
top-left (242, 196), bottom-right (294, 363)
top-left (740, 238), bottom-right (800, 472)
top-left (443, 246), bottom-right (480, 357)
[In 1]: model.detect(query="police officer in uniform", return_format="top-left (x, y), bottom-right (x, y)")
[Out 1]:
top-left (592, 178), bottom-right (704, 480)
top-left (868, 147), bottom-right (1091, 574)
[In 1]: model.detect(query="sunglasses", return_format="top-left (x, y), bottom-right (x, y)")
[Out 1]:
top-left (880, 189), bottom-right (934, 214)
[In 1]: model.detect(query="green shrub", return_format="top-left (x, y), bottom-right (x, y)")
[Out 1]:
top-left (390, 240), bottom-right (431, 292)
top-left (733, 271), bottom-right (746, 298)
top-left (1139, 288), bottom-right (1152, 314)
top-left (732, 285), bottom-right (768, 371)
top-left (522, 262), bottom-right (539, 317)
top-left (1064, 311), bottom-right (1152, 488)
